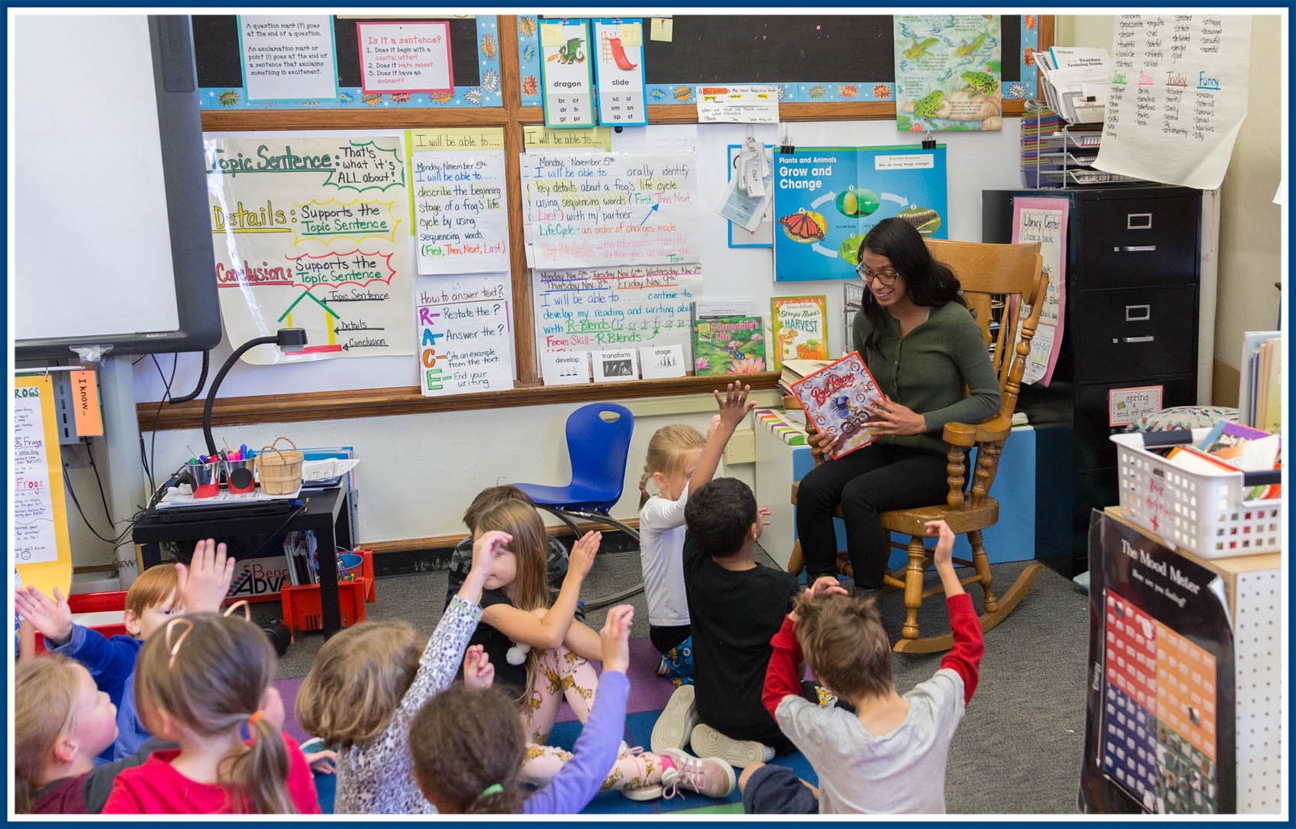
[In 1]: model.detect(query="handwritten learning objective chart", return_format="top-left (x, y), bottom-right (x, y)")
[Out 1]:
top-left (205, 136), bottom-right (414, 364)
top-left (415, 275), bottom-right (514, 396)
top-left (1094, 15), bottom-right (1251, 189)
top-left (407, 128), bottom-right (509, 275)
top-left (520, 150), bottom-right (699, 268)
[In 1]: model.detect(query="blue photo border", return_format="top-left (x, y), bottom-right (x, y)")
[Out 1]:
top-left (592, 18), bottom-right (649, 127)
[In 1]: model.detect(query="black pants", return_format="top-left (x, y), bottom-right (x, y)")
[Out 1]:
top-left (795, 443), bottom-right (950, 588)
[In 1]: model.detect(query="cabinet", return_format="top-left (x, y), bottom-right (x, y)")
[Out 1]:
top-left (982, 185), bottom-right (1202, 577)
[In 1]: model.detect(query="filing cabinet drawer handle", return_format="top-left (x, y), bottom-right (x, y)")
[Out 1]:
top-left (1115, 245), bottom-right (1158, 252)
top-left (1127, 212), bottom-right (1153, 230)
top-left (1119, 336), bottom-right (1156, 343)
top-left (1125, 304), bottom-right (1151, 321)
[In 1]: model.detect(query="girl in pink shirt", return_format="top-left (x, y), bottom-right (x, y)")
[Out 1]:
top-left (103, 609), bottom-right (319, 814)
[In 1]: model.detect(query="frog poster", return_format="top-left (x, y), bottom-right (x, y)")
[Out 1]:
top-left (894, 15), bottom-right (1002, 132)
top-left (771, 295), bottom-right (829, 368)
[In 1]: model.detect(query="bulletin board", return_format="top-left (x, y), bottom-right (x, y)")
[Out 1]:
top-left (193, 15), bottom-right (502, 110)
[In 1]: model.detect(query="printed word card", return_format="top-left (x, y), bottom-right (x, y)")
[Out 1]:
top-left (640, 344), bottom-right (686, 379)
top-left (533, 264), bottom-right (701, 357)
top-left (239, 15), bottom-right (338, 102)
top-left (205, 135), bottom-right (413, 364)
top-left (540, 19), bottom-right (595, 128)
top-left (520, 150), bottom-right (699, 268)
top-left (593, 19), bottom-right (647, 126)
top-left (408, 128), bottom-right (509, 275)
top-left (541, 350), bottom-right (591, 385)
top-left (357, 21), bottom-right (453, 95)
top-left (1095, 15), bottom-right (1251, 189)
top-left (415, 275), bottom-right (514, 396)
top-left (593, 348), bottom-right (639, 382)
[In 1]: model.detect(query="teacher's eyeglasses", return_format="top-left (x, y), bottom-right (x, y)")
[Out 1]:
top-left (856, 264), bottom-right (901, 286)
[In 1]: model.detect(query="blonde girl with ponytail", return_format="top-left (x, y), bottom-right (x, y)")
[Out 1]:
top-left (102, 610), bottom-right (320, 814)
top-left (638, 382), bottom-right (755, 693)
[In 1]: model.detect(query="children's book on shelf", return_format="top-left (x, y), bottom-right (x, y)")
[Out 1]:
top-left (790, 351), bottom-right (886, 458)
top-left (777, 358), bottom-right (831, 396)
top-left (770, 295), bottom-right (829, 369)
top-left (692, 314), bottom-right (767, 375)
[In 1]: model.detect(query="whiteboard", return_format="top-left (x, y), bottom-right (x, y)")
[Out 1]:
top-left (133, 119), bottom-right (1025, 401)
top-left (15, 16), bottom-right (179, 340)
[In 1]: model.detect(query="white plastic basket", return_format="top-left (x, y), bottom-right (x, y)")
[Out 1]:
top-left (1110, 430), bottom-right (1282, 559)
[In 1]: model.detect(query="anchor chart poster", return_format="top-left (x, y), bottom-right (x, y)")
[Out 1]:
top-left (205, 136), bottom-right (414, 364)
top-left (772, 146), bottom-right (947, 282)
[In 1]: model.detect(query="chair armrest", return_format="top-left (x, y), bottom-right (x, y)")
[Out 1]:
top-left (943, 414), bottom-right (1013, 447)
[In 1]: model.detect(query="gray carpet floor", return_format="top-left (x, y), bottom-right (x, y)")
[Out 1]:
top-left (255, 545), bottom-right (1089, 814)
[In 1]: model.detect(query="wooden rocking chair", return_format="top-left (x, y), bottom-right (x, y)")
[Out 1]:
top-left (787, 238), bottom-right (1049, 653)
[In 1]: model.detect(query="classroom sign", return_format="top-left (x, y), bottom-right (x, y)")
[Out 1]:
top-left (407, 128), bottom-right (509, 275)
top-left (533, 264), bottom-right (701, 359)
top-left (520, 150), bottom-right (699, 268)
top-left (1012, 196), bottom-right (1068, 386)
top-left (205, 136), bottom-right (414, 365)
top-left (772, 146), bottom-right (947, 282)
top-left (415, 275), bottom-right (514, 396)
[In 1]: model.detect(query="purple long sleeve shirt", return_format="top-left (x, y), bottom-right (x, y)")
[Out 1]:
top-left (523, 670), bottom-right (629, 815)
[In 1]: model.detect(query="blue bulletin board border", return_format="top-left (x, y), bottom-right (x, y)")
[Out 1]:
top-left (202, 15), bottom-right (501, 110)
top-left (516, 14), bottom-right (1038, 107)
top-left (592, 18), bottom-right (649, 127)
top-left (539, 19), bottom-right (596, 128)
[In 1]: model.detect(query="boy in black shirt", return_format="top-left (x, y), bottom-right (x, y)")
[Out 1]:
top-left (650, 478), bottom-right (800, 768)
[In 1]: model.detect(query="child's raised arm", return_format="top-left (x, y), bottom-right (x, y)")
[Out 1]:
top-left (690, 382), bottom-right (756, 494)
top-left (925, 520), bottom-right (984, 704)
top-left (763, 577), bottom-right (846, 718)
top-left (481, 531), bottom-right (601, 655)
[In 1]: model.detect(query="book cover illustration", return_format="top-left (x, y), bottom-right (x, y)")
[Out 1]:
top-left (692, 315), bottom-right (767, 376)
top-left (770, 295), bottom-right (829, 369)
top-left (791, 351), bottom-right (886, 458)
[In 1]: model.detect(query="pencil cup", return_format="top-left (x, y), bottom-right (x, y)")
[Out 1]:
top-left (226, 457), bottom-right (257, 495)
top-left (188, 461), bottom-right (221, 499)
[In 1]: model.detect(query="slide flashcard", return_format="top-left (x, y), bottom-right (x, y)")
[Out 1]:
top-left (540, 19), bottom-right (595, 128)
top-left (593, 19), bottom-right (647, 126)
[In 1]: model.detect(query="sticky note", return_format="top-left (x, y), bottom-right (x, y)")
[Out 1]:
top-left (650, 17), bottom-right (673, 42)
top-left (540, 22), bottom-right (564, 47)
top-left (70, 369), bottom-right (103, 436)
top-left (620, 22), bottom-right (642, 48)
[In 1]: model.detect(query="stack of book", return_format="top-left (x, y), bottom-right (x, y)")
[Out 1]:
top-left (1162, 421), bottom-right (1281, 499)
top-left (777, 358), bottom-right (831, 396)
top-left (1240, 331), bottom-right (1281, 432)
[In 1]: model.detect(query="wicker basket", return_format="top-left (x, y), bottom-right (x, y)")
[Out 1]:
top-left (257, 437), bottom-right (304, 495)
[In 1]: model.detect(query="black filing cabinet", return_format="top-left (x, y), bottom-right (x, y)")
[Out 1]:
top-left (983, 185), bottom-right (1201, 577)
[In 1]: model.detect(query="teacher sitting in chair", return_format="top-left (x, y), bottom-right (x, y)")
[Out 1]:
top-left (795, 218), bottom-right (1001, 598)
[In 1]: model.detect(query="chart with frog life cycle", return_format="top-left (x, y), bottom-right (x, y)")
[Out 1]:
top-left (540, 20), bottom-right (595, 128)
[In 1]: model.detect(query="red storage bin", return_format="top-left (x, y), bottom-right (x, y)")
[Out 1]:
top-left (280, 577), bottom-right (369, 636)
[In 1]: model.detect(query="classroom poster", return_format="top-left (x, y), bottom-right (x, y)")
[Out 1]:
top-left (540, 19), bottom-right (595, 128)
top-left (771, 296), bottom-right (830, 368)
top-left (357, 21), bottom-right (454, 95)
top-left (414, 275), bottom-right (514, 396)
top-left (520, 150), bottom-right (699, 268)
top-left (407, 128), bottom-right (509, 275)
top-left (1094, 15), bottom-right (1250, 190)
top-left (1011, 197), bottom-right (1068, 386)
top-left (592, 19), bottom-right (648, 126)
top-left (205, 136), bottom-right (414, 364)
top-left (13, 376), bottom-right (70, 566)
top-left (894, 15), bottom-right (1003, 132)
top-left (1081, 512), bottom-right (1235, 814)
top-left (239, 15), bottom-right (339, 102)
top-left (533, 264), bottom-right (701, 359)
top-left (773, 146), bottom-right (947, 282)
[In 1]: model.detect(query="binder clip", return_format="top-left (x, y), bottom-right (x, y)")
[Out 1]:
top-left (779, 126), bottom-right (794, 155)
top-left (922, 131), bottom-right (936, 151)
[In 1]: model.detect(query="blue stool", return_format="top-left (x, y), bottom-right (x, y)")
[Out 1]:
top-left (514, 403), bottom-right (641, 609)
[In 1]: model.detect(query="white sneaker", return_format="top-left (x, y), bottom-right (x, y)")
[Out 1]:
top-left (687, 723), bottom-right (775, 769)
top-left (650, 684), bottom-right (699, 754)
top-left (656, 655), bottom-right (670, 676)
top-left (620, 784), bottom-right (664, 801)
top-left (659, 748), bottom-right (736, 799)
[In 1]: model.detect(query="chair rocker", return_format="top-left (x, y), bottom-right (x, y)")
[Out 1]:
top-left (788, 238), bottom-right (1049, 653)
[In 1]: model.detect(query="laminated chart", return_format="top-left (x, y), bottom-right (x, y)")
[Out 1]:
top-left (415, 274), bottom-right (514, 396)
top-left (205, 136), bottom-right (413, 364)
top-left (520, 150), bottom-right (699, 268)
top-left (408, 128), bottom-right (509, 275)
top-left (533, 264), bottom-right (701, 357)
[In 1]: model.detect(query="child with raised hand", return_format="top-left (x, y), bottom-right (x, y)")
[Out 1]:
top-left (294, 529), bottom-right (508, 814)
top-left (464, 497), bottom-right (731, 800)
top-left (15, 539), bottom-right (234, 762)
top-left (744, 519), bottom-right (985, 814)
top-left (102, 606), bottom-right (320, 814)
top-left (639, 381), bottom-right (756, 693)
top-left (411, 605), bottom-right (735, 814)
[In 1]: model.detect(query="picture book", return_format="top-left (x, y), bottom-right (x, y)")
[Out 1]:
top-left (692, 315), bottom-right (767, 375)
top-left (1197, 422), bottom-right (1279, 470)
top-left (791, 351), bottom-right (886, 458)
top-left (770, 295), bottom-right (829, 369)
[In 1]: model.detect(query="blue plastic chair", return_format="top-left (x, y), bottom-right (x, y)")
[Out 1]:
top-left (514, 403), bottom-right (640, 608)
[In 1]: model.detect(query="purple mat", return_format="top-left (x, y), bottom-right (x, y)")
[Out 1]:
top-left (273, 676), bottom-right (309, 745)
